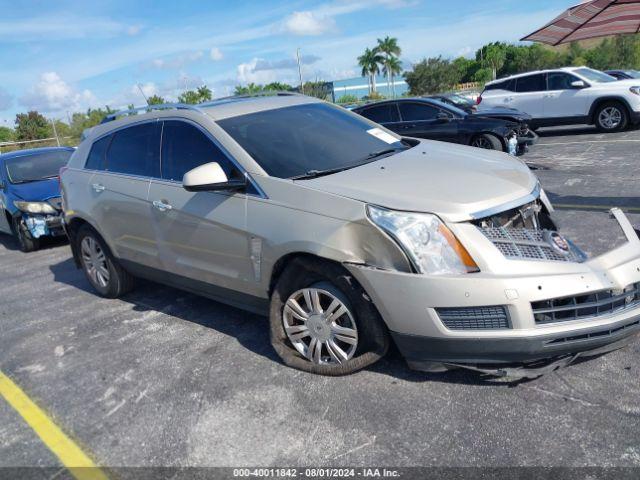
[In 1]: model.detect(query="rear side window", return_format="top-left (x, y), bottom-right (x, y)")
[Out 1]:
top-left (85, 135), bottom-right (111, 170)
top-left (515, 74), bottom-right (546, 93)
top-left (484, 79), bottom-right (515, 92)
top-left (105, 123), bottom-right (161, 177)
top-left (398, 102), bottom-right (439, 121)
top-left (160, 120), bottom-right (241, 182)
top-left (359, 104), bottom-right (400, 123)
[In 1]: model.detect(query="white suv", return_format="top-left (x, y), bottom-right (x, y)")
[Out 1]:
top-left (479, 67), bottom-right (640, 132)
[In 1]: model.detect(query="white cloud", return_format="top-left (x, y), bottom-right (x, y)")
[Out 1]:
top-left (0, 16), bottom-right (134, 41)
top-left (127, 25), bottom-right (142, 36)
top-left (20, 72), bottom-right (98, 113)
top-left (237, 58), bottom-right (279, 85)
top-left (283, 11), bottom-right (336, 36)
top-left (134, 82), bottom-right (158, 99)
top-left (149, 51), bottom-right (204, 70)
top-left (210, 47), bottom-right (223, 61)
top-left (0, 87), bottom-right (13, 111)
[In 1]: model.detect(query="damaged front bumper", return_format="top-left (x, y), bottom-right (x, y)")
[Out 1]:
top-left (21, 213), bottom-right (65, 239)
top-left (346, 208), bottom-right (640, 376)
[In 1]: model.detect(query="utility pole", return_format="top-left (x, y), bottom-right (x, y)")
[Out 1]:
top-left (296, 48), bottom-right (304, 95)
top-left (137, 83), bottom-right (150, 105)
top-left (51, 119), bottom-right (60, 147)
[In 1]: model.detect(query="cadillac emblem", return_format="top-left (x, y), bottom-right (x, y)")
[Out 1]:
top-left (544, 231), bottom-right (570, 255)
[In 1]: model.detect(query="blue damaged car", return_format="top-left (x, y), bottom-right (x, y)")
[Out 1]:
top-left (0, 147), bottom-right (73, 251)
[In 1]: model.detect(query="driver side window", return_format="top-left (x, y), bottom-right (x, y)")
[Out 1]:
top-left (547, 72), bottom-right (579, 91)
top-left (160, 121), bottom-right (241, 182)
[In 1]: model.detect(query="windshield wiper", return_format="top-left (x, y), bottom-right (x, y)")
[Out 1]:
top-left (290, 165), bottom-right (359, 180)
top-left (290, 147), bottom-right (407, 181)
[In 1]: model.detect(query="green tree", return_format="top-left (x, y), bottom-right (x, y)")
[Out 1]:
top-left (0, 126), bottom-right (13, 143)
top-left (480, 43), bottom-right (507, 80)
top-left (15, 111), bottom-right (52, 141)
top-left (336, 94), bottom-right (359, 104)
top-left (68, 107), bottom-right (116, 140)
top-left (234, 83), bottom-right (263, 95)
top-left (376, 36), bottom-right (402, 97)
top-left (301, 81), bottom-right (332, 100)
top-left (264, 82), bottom-right (293, 91)
top-left (146, 95), bottom-right (166, 105)
top-left (178, 85), bottom-right (213, 104)
top-left (404, 56), bottom-right (462, 95)
top-left (383, 56), bottom-right (403, 98)
top-left (358, 47), bottom-right (384, 95)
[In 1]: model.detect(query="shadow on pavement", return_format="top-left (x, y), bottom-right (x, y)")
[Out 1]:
top-left (0, 231), bottom-right (67, 252)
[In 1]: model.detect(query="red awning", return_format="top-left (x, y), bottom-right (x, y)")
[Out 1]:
top-left (522, 0), bottom-right (640, 45)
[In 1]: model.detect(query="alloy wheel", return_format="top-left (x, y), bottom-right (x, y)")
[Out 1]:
top-left (80, 236), bottom-right (110, 288)
top-left (471, 137), bottom-right (493, 149)
top-left (283, 287), bottom-right (358, 365)
top-left (599, 107), bottom-right (622, 130)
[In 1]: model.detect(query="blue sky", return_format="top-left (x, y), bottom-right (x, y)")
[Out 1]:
top-left (0, 0), bottom-right (577, 126)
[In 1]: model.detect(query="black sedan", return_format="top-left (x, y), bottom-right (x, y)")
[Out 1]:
top-left (604, 69), bottom-right (640, 80)
top-left (353, 98), bottom-right (537, 155)
top-left (428, 93), bottom-right (533, 123)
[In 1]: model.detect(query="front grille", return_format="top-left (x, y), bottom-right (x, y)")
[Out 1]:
top-left (480, 227), bottom-right (585, 262)
top-left (532, 283), bottom-right (640, 325)
top-left (437, 306), bottom-right (510, 330)
top-left (47, 197), bottom-right (63, 211)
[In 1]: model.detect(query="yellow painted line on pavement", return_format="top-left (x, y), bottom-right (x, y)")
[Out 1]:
top-left (0, 370), bottom-right (108, 480)
top-left (554, 203), bottom-right (640, 213)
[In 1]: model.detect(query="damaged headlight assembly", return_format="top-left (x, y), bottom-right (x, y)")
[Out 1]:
top-left (13, 201), bottom-right (57, 215)
top-left (367, 205), bottom-right (479, 275)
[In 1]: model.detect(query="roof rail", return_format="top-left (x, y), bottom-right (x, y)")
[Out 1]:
top-left (200, 90), bottom-right (302, 106)
top-left (100, 103), bottom-right (202, 124)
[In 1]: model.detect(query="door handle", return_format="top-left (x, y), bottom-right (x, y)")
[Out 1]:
top-left (91, 183), bottom-right (105, 193)
top-left (152, 200), bottom-right (172, 212)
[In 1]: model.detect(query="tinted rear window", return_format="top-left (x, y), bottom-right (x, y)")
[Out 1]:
top-left (515, 74), bottom-right (546, 93)
top-left (5, 150), bottom-right (72, 184)
top-left (359, 104), bottom-right (400, 123)
top-left (105, 122), bottom-right (160, 177)
top-left (398, 102), bottom-right (440, 121)
top-left (218, 103), bottom-right (406, 179)
top-left (85, 135), bottom-right (111, 170)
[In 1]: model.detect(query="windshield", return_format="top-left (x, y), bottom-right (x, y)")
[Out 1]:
top-left (447, 94), bottom-right (474, 107)
top-left (218, 103), bottom-right (408, 179)
top-left (5, 150), bottom-right (72, 184)
top-left (624, 70), bottom-right (640, 79)
top-left (574, 68), bottom-right (617, 83)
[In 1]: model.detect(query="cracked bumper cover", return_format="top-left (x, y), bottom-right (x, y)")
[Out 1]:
top-left (23, 214), bottom-right (64, 238)
top-left (346, 209), bottom-right (640, 370)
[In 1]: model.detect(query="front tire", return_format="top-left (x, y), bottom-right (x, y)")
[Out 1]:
top-left (471, 133), bottom-right (503, 151)
top-left (595, 102), bottom-right (628, 132)
top-left (12, 216), bottom-right (40, 252)
top-left (270, 258), bottom-right (389, 375)
top-left (76, 225), bottom-right (134, 298)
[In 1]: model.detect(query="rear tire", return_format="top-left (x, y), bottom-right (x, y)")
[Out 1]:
top-left (594, 101), bottom-right (628, 132)
top-left (76, 225), bottom-right (134, 298)
top-left (12, 216), bottom-right (40, 252)
top-left (471, 133), bottom-right (503, 151)
top-left (269, 257), bottom-right (389, 376)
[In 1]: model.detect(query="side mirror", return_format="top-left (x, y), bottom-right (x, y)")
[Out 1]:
top-left (436, 112), bottom-right (452, 122)
top-left (182, 162), bottom-right (246, 192)
top-left (571, 80), bottom-right (587, 89)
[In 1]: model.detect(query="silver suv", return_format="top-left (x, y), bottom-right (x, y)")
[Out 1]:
top-left (60, 94), bottom-right (640, 376)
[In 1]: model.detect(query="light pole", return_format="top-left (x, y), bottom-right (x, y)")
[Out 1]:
top-left (296, 48), bottom-right (304, 95)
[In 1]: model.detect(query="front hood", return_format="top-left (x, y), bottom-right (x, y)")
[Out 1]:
top-left (474, 108), bottom-right (532, 121)
top-left (301, 140), bottom-right (538, 222)
top-left (463, 115), bottom-right (516, 128)
top-left (9, 178), bottom-right (60, 201)
top-left (592, 79), bottom-right (640, 88)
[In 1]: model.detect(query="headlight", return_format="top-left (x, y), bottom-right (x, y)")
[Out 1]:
top-left (367, 205), bottom-right (479, 275)
top-left (630, 86), bottom-right (640, 96)
top-left (13, 201), bottom-right (57, 215)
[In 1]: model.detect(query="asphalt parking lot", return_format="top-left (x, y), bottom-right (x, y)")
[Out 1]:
top-left (1, 126), bottom-right (639, 473)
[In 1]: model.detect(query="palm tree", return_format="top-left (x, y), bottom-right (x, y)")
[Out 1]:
top-left (383, 56), bottom-right (403, 98)
top-left (376, 36), bottom-right (402, 98)
top-left (358, 48), bottom-right (383, 95)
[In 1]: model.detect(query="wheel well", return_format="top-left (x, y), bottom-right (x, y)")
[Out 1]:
top-left (590, 98), bottom-right (631, 123)
top-left (65, 217), bottom-right (91, 268)
top-left (268, 252), bottom-right (347, 297)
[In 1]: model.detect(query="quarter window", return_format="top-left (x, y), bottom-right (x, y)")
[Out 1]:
top-left (515, 74), bottom-right (546, 93)
top-left (399, 103), bottom-right (439, 121)
top-left (85, 135), bottom-right (111, 170)
top-left (160, 121), bottom-right (241, 182)
top-left (105, 123), bottom-right (161, 177)
top-left (360, 104), bottom-right (400, 123)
